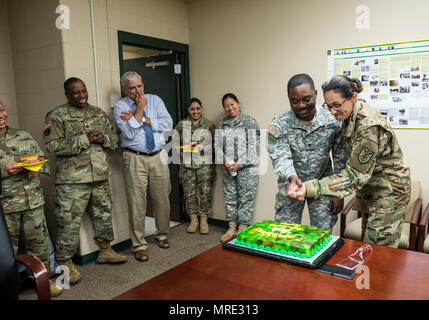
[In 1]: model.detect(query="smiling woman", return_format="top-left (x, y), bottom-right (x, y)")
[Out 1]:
top-left (321, 76), bottom-right (363, 121)
top-left (0, 100), bottom-right (63, 297)
top-left (222, 94), bottom-right (241, 119)
top-left (218, 93), bottom-right (260, 243)
top-left (175, 97), bottom-right (216, 234)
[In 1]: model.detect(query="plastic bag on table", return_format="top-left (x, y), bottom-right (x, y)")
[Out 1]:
top-left (336, 244), bottom-right (373, 270)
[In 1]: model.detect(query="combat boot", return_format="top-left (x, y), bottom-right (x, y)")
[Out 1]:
top-left (220, 221), bottom-right (237, 243)
top-left (49, 279), bottom-right (64, 297)
top-left (59, 258), bottom-right (81, 285)
top-left (199, 213), bottom-right (209, 234)
top-left (96, 240), bottom-right (127, 264)
top-left (187, 214), bottom-right (199, 233)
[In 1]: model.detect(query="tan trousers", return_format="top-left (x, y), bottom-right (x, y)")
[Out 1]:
top-left (123, 151), bottom-right (171, 252)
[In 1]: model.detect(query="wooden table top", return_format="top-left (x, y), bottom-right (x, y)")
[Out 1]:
top-left (114, 239), bottom-right (429, 300)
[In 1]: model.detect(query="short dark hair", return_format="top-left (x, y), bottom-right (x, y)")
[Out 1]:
top-left (187, 97), bottom-right (203, 109)
top-left (287, 74), bottom-right (315, 94)
top-left (64, 77), bottom-right (83, 91)
top-left (322, 75), bottom-right (363, 99)
top-left (221, 93), bottom-right (239, 105)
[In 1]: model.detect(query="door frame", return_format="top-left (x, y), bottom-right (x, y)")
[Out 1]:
top-left (117, 30), bottom-right (190, 120)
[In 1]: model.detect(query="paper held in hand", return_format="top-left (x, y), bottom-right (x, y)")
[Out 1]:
top-left (14, 159), bottom-right (48, 172)
top-left (181, 142), bottom-right (199, 153)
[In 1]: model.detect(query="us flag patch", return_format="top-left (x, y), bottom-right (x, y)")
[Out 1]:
top-left (267, 125), bottom-right (278, 136)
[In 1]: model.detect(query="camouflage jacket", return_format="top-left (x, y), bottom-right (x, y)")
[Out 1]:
top-left (267, 105), bottom-right (347, 184)
top-left (0, 127), bottom-right (49, 214)
top-left (175, 116), bottom-right (215, 169)
top-left (305, 101), bottom-right (410, 213)
top-left (217, 113), bottom-right (260, 169)
top-left (43, 103), bottom-right (118, 184)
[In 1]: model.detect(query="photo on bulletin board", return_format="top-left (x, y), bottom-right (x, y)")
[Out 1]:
top-left (327, 40), bottom-right (429, 129)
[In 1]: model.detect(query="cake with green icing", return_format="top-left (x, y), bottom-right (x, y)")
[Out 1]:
top-left (235, 220), bottom-right (332, 258)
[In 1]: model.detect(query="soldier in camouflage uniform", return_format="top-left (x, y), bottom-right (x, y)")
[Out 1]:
top-left (0, 100), bottom-right (63, 297)
top-left (289, 75), bottom-right (410, 248)
top-left (267, 74), bottom-right (348, 231)
top-left (43, 78), bottom-right (126, 285)
top-left (217, 93), bottom-right (260, 243)
top-left (176, 98), bottom-right (215, 234)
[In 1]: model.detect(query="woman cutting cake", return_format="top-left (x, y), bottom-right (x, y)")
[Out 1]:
top-left (288, 75), bottom-right (410, 248)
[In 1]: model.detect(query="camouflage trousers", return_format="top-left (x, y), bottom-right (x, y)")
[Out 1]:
top-left (54, 180), bottom-right (114, 261)
top-left (275, 192), bottom-right (337, 231)
top-left (361, 207), bottom-right (406, 248)
top-left (223, 167), bottom-right (258, 225)
top-left (179, 165), bottom-right (215, 216)
top-left (358, 178), bottom-right (410, 248)
top-left (5, 206), bottom-right (51, 274)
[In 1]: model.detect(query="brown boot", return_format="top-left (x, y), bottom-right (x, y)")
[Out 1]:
top-left (59, 258), bottom-right (81, 285)
top-left (96, 240), bottom-right (127, 264)
top-left (220, 221), bottom-right (237, 243)
top-left (199, 214), bottom-right (209, 234)
top-left (187, 214), bottom-right (199, 233)
top-left (49, 279), bottom-right (64, 297)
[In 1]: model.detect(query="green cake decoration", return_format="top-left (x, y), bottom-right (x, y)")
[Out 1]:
top-left (235, 220), bottom-right (332, 258)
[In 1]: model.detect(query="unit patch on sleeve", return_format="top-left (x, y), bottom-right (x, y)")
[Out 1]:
top-left (358, 146), bottom-right (374, 164)
top-left (43, 120), bottom-right (52, 136)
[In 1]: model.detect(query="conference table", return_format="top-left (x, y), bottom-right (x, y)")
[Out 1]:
top-left (114, 238), bottom-right (429, 300)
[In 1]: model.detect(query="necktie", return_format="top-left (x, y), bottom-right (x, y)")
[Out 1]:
top-left (143, 110), bottom-right (155, 151)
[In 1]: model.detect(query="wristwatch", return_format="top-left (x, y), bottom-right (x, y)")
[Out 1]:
top-left (142, 116), bottom-right (146, 124)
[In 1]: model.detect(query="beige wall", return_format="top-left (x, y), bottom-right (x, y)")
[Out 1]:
top-left (60, 0), bottom-right (189, 109)
top-left (7, 0), bottom-right (65, 137)
top-left (59, 0), bottom-right (190, 255)
top-left (0, 0), bottom-right (19, 127)
top-left (6, 0), bottom-right (65, 237)
top-left (188, 0), bottom-right (429, 235)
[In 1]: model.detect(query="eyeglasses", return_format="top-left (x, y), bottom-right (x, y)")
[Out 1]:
top-left (322, 98), bottom-right (348, 111)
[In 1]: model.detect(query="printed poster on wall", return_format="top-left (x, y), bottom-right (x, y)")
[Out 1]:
top-left (327, 40), bottom-right (429, 129)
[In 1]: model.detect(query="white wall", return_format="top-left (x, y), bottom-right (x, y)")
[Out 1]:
top-left (188, 0), bottom-right (429, 235)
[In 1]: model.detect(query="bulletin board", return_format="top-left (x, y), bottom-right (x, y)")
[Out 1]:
top-left (327, 40), bottom-right (429, 129)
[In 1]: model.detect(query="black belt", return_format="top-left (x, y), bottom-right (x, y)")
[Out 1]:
top-left (124, 148), bottom-right (160, 156)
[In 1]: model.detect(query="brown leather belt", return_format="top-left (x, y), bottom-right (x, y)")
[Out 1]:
top-left (124, 148), bottom-right (160, 156)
